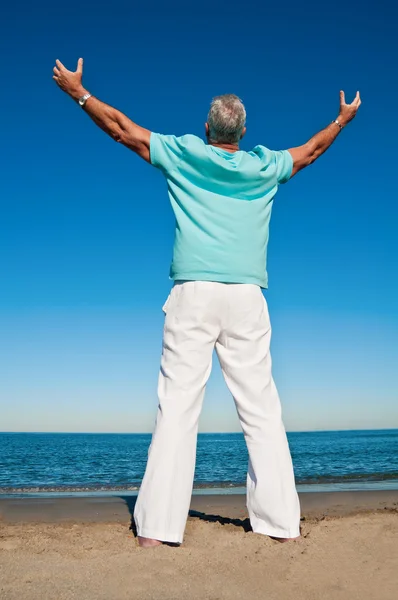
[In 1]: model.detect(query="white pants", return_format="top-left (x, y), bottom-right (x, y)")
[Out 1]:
top-left (134, 281), bottom-right (300, 543)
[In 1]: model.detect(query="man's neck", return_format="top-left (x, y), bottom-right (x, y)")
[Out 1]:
top-left (208, 141), bottom-right (239, 153)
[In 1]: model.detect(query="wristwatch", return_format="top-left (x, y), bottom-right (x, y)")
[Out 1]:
top-left (332, 118), bottom-right (343, 131)
top-left (78, 93), bottom-right (92, 107)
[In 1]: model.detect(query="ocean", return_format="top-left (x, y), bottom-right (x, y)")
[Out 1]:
top-left (1, 429), bottom-right (397, 496)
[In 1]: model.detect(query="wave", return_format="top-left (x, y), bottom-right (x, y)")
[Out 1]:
top-left (0, 484), bottom-right (140, 494)
top-left (1, 472), bottom-right (398, 494)
top-left (295, 472), bottom-right (398, 484)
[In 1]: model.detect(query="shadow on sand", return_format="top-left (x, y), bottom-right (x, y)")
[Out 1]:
top-left (118, 495), bottom-right (252, 541)
top-left (188, 510), bottom-right (252, 532)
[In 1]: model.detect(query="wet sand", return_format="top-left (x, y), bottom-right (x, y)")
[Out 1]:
top-left (1, 491), bottom-right (397, 599)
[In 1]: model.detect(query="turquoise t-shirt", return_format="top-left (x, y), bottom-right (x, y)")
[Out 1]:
top-left (150, 133), bottom-right (293, 288)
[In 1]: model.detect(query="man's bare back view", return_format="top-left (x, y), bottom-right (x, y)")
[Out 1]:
top-left (53, 58), bottom-right (361, 547)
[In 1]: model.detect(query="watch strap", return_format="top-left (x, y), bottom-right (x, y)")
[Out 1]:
top-left (332, 118), bottom-right (343, 131)
top-left (79, 93), bottom-right (92, 107)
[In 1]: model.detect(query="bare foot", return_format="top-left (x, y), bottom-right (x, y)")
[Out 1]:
top-left (138, 536), bottom-right (162, 548)
top-left (270, 535), bottom-right (300, 543)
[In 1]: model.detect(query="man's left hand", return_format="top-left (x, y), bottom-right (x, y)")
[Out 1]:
top-left (53, 58), bottom-right (86, 100)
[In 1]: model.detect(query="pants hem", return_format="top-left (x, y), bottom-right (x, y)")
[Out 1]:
top-left (251, 524), bottom-right (300, 538)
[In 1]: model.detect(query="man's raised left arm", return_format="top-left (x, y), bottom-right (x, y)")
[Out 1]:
top-left (287, 91), bottom-right (361, 178)
top-left (53, 58), bottom-right (151, 162)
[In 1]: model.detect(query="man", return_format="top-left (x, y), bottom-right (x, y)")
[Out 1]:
top-left (53, 58), bottom-right (361, 547)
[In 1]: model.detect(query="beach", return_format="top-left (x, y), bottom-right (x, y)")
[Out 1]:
top-left (1, 491), bottom-right (397, 599)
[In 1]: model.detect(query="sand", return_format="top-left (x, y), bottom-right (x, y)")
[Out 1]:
top-left (1, 491), bottom-right (397, 600)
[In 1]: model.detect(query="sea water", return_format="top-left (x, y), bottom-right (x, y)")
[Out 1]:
top-left (0, 429), bottom-right (397, 496)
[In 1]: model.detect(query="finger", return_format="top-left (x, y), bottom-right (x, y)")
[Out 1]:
top-left (76, 57), bottom-right (83, 73)
top-left (53, 66), bottom-right (60, 76)
top-left (53, 75), bottom-right (60, 83)
top-left (349, 91), bottom-right (360, 106)
top-left (340, 90), bottom-right (346, 105)
top-left (55, 59), bottom-right (66, 71)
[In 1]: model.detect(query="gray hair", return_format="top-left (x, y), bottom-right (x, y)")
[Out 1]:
top-left (207, 94), bottom-right (246, 144)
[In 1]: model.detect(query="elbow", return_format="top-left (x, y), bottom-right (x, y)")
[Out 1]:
top-left (112, 129), bottom-right (124, 144)
top-left (307, 152), bottom-right (317, 166)
top-left (109, 121), bottom-right (126, 144)
top-left (112, 128), bottom-right (135, 148)
top-left (306, 142), bottom-right (318, 165)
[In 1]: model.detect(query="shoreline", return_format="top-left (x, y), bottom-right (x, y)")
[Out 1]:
top-left (1, 478), bottom-right (398, 499)
top-left (1, 489), bottom-right (397, 523)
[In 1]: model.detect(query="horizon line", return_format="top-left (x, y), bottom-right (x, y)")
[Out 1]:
top-left (1, 427), bottom-right (397, 435)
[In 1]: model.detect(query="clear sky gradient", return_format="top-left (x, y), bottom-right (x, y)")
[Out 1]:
top-left (1, 1), bottom-right (397, 432)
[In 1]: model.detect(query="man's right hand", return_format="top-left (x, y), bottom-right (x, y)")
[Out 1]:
top-left (338, 90), bottom-right (362, 127)
top-left (53, 58), bottom-right (87, 101)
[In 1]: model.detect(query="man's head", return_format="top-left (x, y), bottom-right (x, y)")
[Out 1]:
top-left (206, 94), bottom-right (247, 146)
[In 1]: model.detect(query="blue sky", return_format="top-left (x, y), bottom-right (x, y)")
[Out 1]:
top-left (1, 1), bottom-right (397, 432)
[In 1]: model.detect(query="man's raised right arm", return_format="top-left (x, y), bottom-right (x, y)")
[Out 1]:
top-left (53, 58), bottom-right (151, 163)
top-left (288, 91), bottom-right (362, 178)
